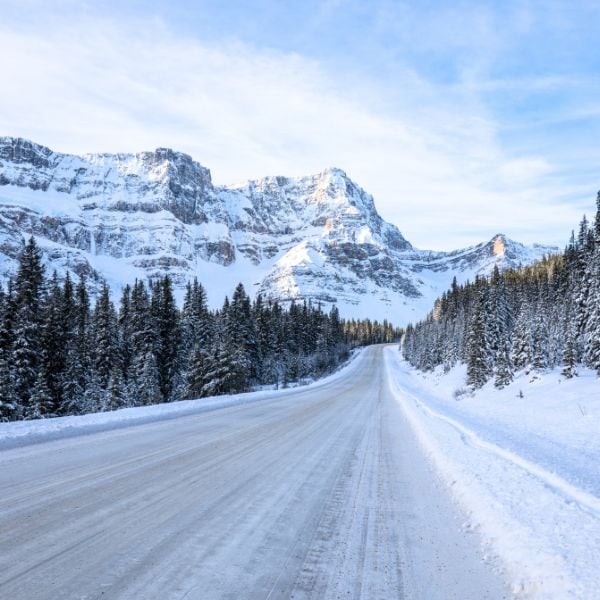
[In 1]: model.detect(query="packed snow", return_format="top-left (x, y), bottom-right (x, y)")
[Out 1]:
top-left (385, 346), bottom-right (600, 599)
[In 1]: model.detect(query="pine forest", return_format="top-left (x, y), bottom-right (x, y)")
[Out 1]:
top-left (403, 192), bottom-right (600, 389)
top-left (0, 238), bottom-right (400, 421)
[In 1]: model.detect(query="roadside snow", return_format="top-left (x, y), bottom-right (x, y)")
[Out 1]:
top-left (0, 349), bottom-right (364, 450)
top-left (385, 346), bottom-right (600, 599)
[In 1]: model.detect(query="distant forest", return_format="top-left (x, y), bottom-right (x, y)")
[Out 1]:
top-left (0, 238), bottom-right (400, 421)
top-left (403, 193), bottom-right (600, 389)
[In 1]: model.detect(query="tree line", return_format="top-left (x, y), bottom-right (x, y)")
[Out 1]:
top-left (0, 238), bottom-right (400, 420)
top-left (403, 192), bottom-right (600, 389)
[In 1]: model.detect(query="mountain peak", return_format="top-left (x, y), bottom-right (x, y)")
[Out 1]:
top-left (320, 166), bottom-right (347, 178)
top-left (0, 137), bottom-right (556, 323)
top-left (490, 233), bottom-right (508, 256)
top-left (141, 147), bottom-right (197, 167)
top-left (0, 136), bottom-right (55, 168)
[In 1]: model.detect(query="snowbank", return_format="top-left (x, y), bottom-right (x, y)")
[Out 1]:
top-left (385, 346), bottom-right (600, 599)
top-left (0, 349), bottom-right (365, 450)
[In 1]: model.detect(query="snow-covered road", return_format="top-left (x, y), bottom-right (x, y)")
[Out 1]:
top-left (0, 346), bottom-right (508, 599)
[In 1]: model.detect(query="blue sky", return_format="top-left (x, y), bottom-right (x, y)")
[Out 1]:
top-left (1, 0), bottom-right (600, 249)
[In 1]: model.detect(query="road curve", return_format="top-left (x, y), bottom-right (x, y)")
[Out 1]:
top-left (0, 346), bottom-right (509, 599)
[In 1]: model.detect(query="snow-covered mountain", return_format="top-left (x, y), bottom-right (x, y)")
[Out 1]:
top-left (0, 137), bottom-right (558, 324)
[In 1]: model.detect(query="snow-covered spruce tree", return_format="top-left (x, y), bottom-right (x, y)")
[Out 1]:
top-left (182, 280), bottom-right (216, 399)
top-left (181, 278), bottom-right (213, 386)
top-left (128, 280), bottom-right (160, 405)
top-left (562, 313), bottom-right (578, 378)
top-left (12, 237), bottom-right (46, 416)
top-left (511, 304), bottom-right (532, 371)
top-left (0, 353), bottom-right (18, 421)
top-left (82, 371), bottom-right (104, 414)
top-left (531, 298), bottom-right (550, 372)
top-left (573, 215), bottom-right (593, 357)
top-left (151, 276), bottom-right (182, 402)
top-left (0, 282), bottom-right (19, 420)
top-left (563, 231), bottom-right (583, 366)
top-left (251, 294), bottom-right (271, 383)
top-left (442, 335), bottom-right (458, 373)
top-left (117, 284), bottom-right (134, 394)
top-left (494, 337), bottom-right (514, 388)
top-left (57, 273), bottom-right (77, 409)
top-left (259, 298), bottom-right (287, 387)
top-left (62, 276), bottom-right (92, 415)
top-left (466, 285), bottom-right (493, 389)
top-left (201, 344), bottom-right (240, 397)
top-left (185, 346), bottom-right (215, 399)
top-left (28, 370), bottom-right (54, 420)
top-left (40, 272), bottom-right (71, 415)
top-left (105, 366), bottom-right (127, 411)
top-left (135, 351), bottom-right (162, 406)
top-left (220, 283), bottom-right (256, 392)
top-left (488, 267), bottom-right (514, 385)
top-left (92, 283), bottom-right (118, 390)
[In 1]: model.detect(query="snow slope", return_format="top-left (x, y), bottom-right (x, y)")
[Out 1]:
top-left (0, 137), bottom-right (557, 324)
top-left (385, 346), bottom-right (600, 599)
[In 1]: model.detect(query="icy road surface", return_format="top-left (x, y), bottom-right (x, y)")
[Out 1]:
top-left (0, 346), bottom-right (509, 599)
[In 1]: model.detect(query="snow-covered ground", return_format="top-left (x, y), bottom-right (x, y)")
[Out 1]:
top-left (7, 344), bottom-right (596, 598)
top-left (385, 346), bottom-right (600, 599)
top-left (0, 350), bottom-right (363, 450)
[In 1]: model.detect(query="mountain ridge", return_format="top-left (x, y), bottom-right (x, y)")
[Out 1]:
top-left (0, 136), bottom-right (558, 324)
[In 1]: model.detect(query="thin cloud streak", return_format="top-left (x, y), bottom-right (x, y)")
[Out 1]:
top-left (0, 14), bottom-right (592, 250)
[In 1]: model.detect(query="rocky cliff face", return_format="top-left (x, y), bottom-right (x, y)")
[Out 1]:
top-left (0, 137), bottom-right (557, 324)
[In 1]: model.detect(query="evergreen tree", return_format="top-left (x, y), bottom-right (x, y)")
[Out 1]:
top-left (133, 351), bottom-right (162, 405)
top-left (531, 306), bottom-right (549, 372)
top-left (62, 275), bottom-right (91, 414)
top-left (12, 237), bottom-right (46, 413)
top-left (562, 315), bottom-right (578, 378)
top-left (27, 370), bottom-right (53, 420)
top-left (511, 308), bottom-right (532, 370)
top-left (221, 283), bottom-right (254, 392)
top-left (92, 283), bottom-right (118, 388)
top-left (118, 284), bottom-right (134, 384)
top-left (466, 287), bottom-right (492, 388)
top-left (105, 366), bottom-right (127, 411)
top-left (0, 354), bottom-right (18, 421)
top-left (202, 345), bottom-right (240, 396)
top-left (494, 337), bottom-right (514, 389)
top-left (128, 280), bottom-right (159, 406)
top-left (185, 346), bottom-right (215, 398)
top-left (153, 276), bottom-right (181, 401)
top-left (41, 272), bottom-right (69, 413)
top-left (82, 371), bottom-right (103, 414)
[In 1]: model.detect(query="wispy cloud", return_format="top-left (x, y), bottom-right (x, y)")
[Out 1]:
top-left (0, 7), bottom-right (595, 250)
